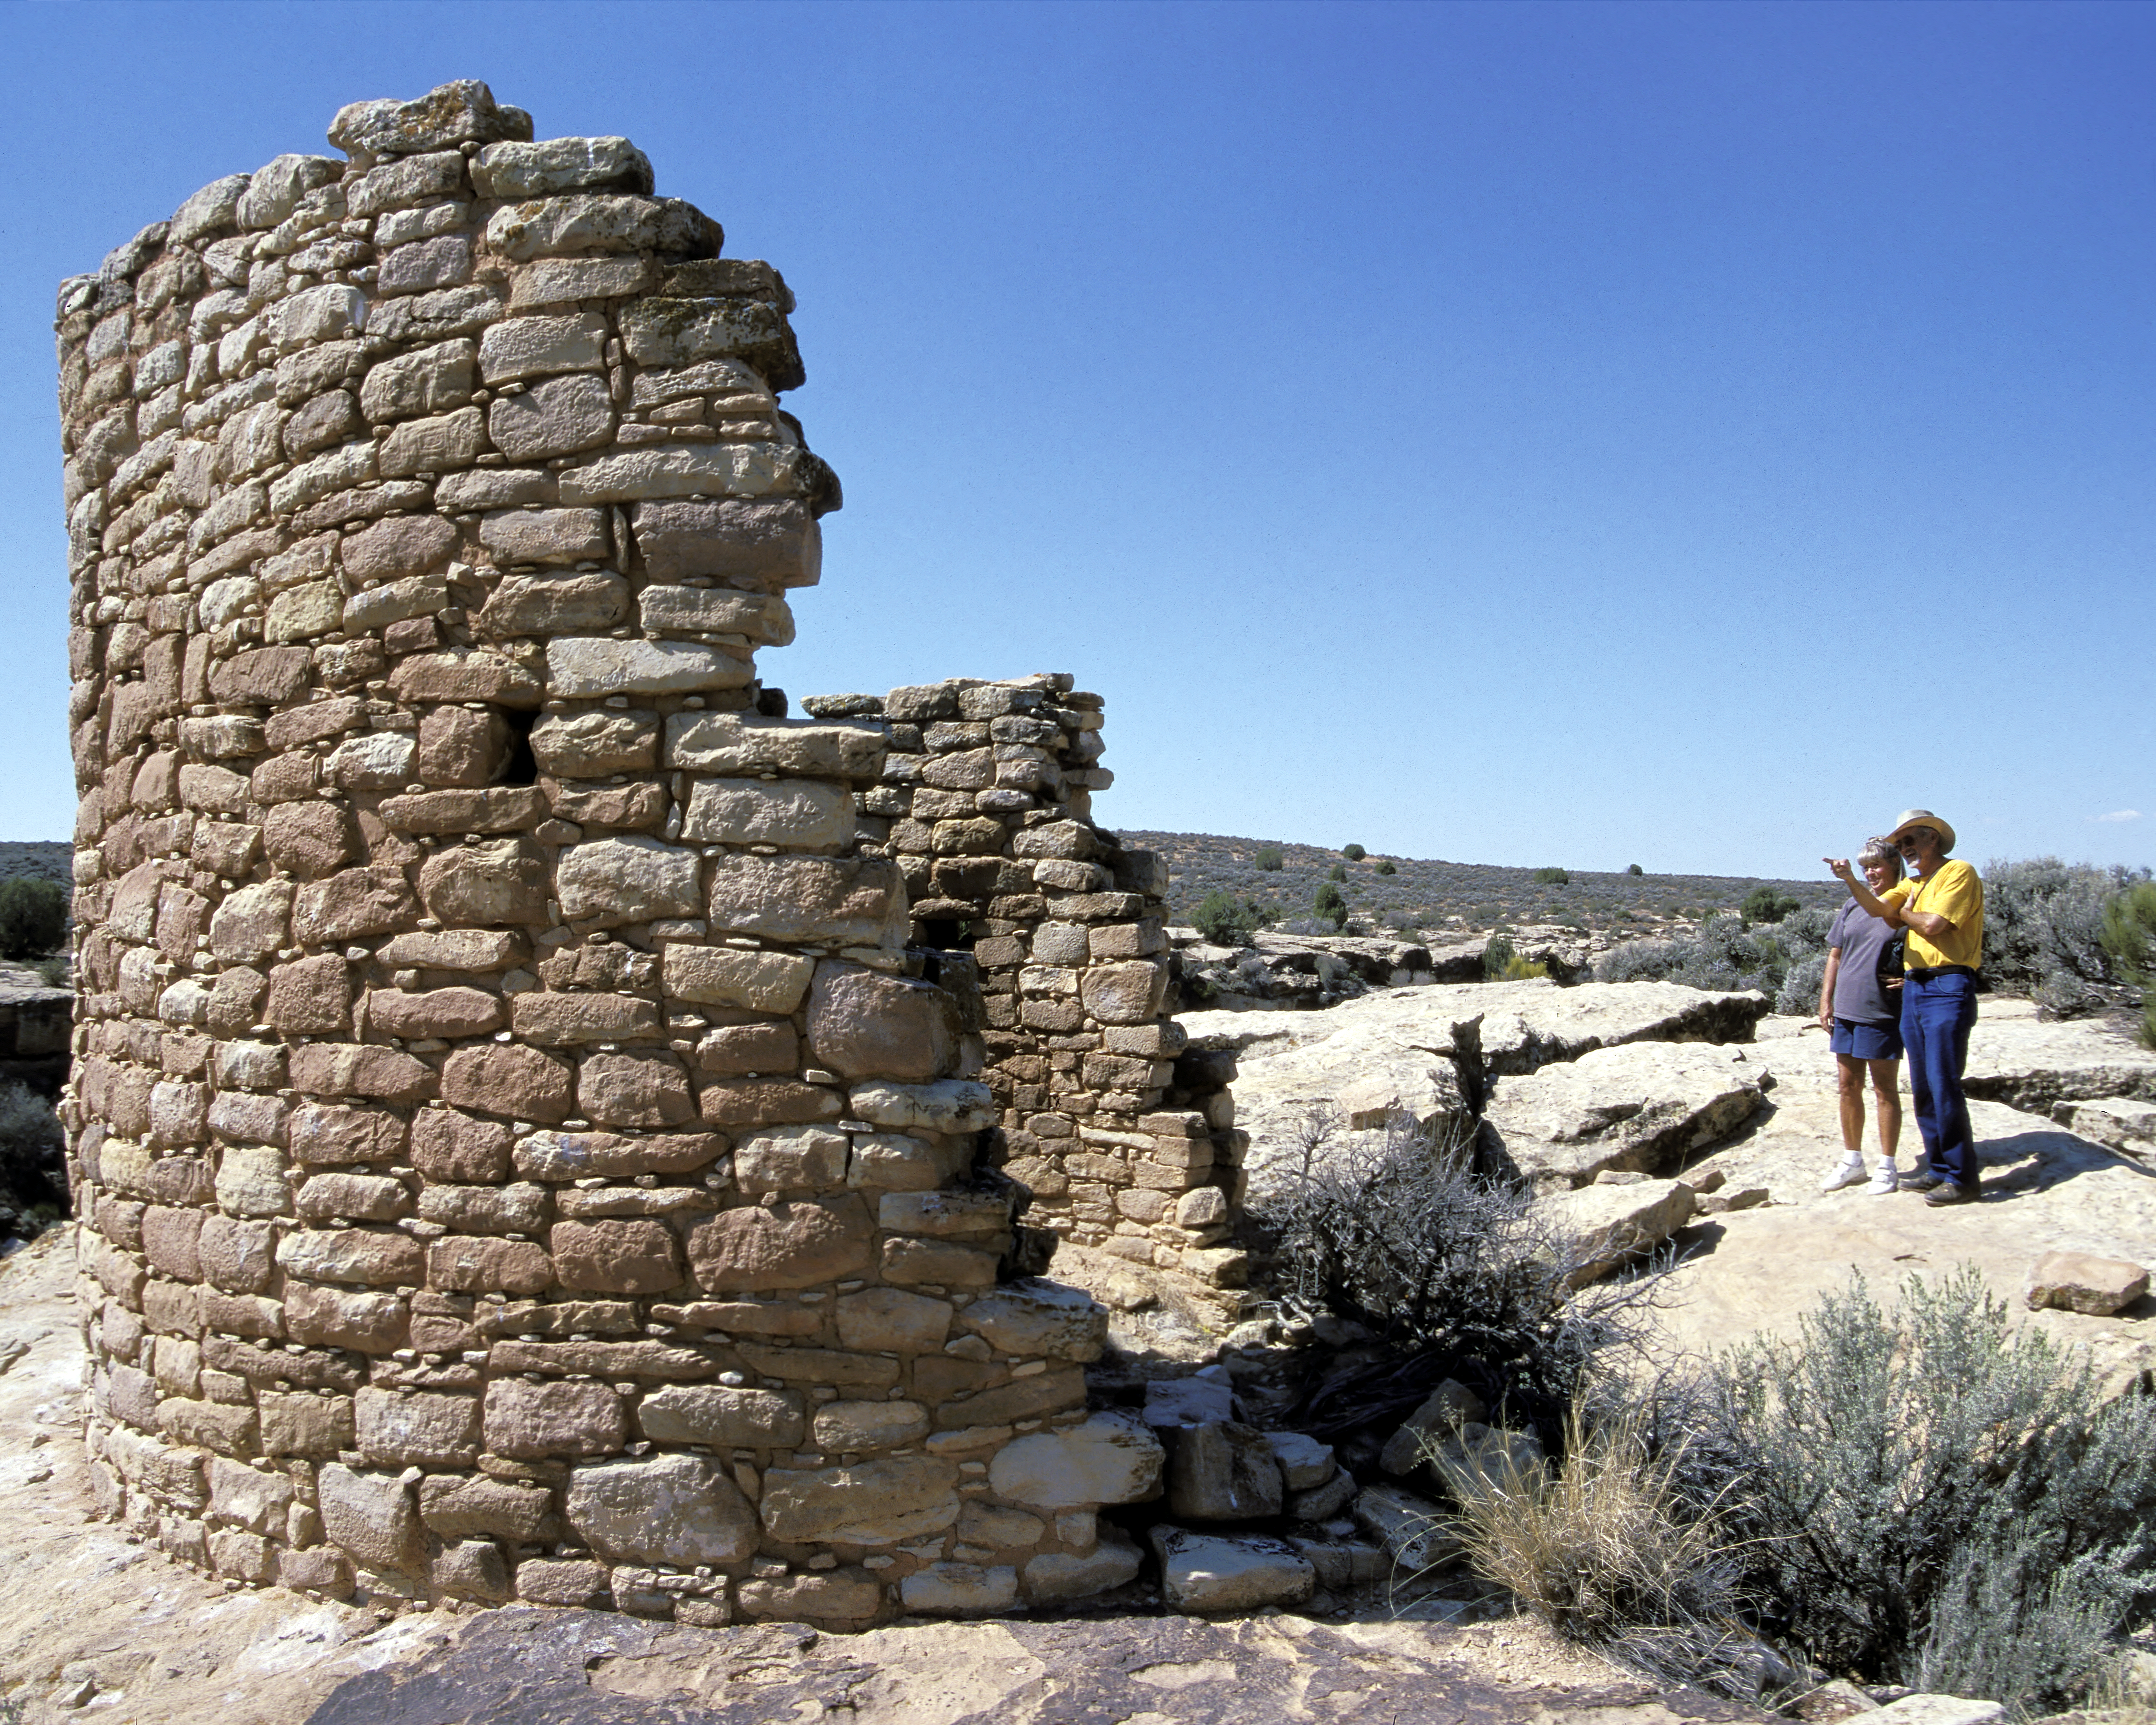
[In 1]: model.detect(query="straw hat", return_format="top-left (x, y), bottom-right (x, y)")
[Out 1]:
top-left (1887, 808), bottom-right (1956, 853)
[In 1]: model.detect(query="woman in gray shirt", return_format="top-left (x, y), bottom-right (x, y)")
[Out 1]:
top-left (1818, 838), bottom-right (1907, 1195)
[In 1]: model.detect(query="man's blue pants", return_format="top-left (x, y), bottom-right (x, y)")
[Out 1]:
top-left (1901, 972), bottom-right (1979, 1188)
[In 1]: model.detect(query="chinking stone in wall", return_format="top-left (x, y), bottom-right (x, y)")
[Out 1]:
top-left (56, 79), bottom-right (1166, 1628)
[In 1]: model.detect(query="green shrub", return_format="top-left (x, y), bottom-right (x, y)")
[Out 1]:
top-left (1985, 857), bottom-right (2150, 1013)
top-left (1738, 886), bottom-right (1800, 926)
top-left (1374, 858), bottom-right (1396, 876)
top-left (1193, 890), bottom-right (1269, 948)
top-left (1711, 1267), bottom-right (2156, 1710)
top-left (1499, 954), bottom-right (1550, 981)
top-left (1482, 931), bottom-right (1519, 980)
top-left (0, 879), bottom-right (66, 960)
top-left (1254, 847), bottom-right (1284, 872)
top-left (33, 955), bottom-right (69, 988)
top-left (1342, 844), bottom-right (1367, 862)
top-left (1327, 863), bottom-right (1347, 882)
top-left (1313, 881), bottom-right (1347, 928)
top-left (1533, 867), bottom-right (1570, 886)
top-left (2102, 881), bottom-right (2156, 1048)
top-left (1628, 863), bottom-right (1644, 876)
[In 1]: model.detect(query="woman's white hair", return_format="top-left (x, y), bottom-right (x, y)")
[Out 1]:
top-left (1857, 836), bottom-right (1906, 881)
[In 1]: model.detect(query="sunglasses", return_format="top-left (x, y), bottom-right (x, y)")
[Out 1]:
top-left (1896, 831), bottom-right (1933, 850)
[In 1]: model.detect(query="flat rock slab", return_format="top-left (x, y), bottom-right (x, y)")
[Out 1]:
top-left (1536, 1178), bottom-right (1698, 1286)
top-left (1190, 982), bottom-right (1768, 1199)
top-left (2025, 1249), bottom-right (2150, 1316)
top-left (1485, 1042), bottom-right (1768, 1188)
top-left (306, 1604), bottom-right (1774, 1725)
top-left (1181, 980), bottom-right (1767, 1071)
top-left (2052, 1096), bottom-right (2156, 1157)
top-left (1958, 1015), bottom-right (2156, 1114)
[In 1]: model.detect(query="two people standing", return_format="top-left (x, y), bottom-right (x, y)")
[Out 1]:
top-left (1824, 809), bottom-right (1986, 1208)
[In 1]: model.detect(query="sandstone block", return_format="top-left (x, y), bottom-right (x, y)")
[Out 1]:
top-left (2025, 1250), bottom-right (2150, 1316)
top-left (283, 1282), bottom-right (407, 1353)
top-left (733, 1124), bottom-right (848, 1194)
top-left (478, 507), bottom-right (610, 567)
top-left (474, 569), bottom-right (627, 636)
top-left (1268, 1431), bottom-right (1338, 1492)
top-left (209, 1455), bottom-right (297, 1534)
top-left (704, 854), bottom-right (905, 945)
top-left (1150, 1527), bottom-right (1315, 1614)
top-left (550, 1219), bottom-right (683, 1293)
top-left (483, 1378), bottom-right (626, 1459)
top-left (488, 374), bottom-right (615, 461)
top-left (508, 991), bottom-right (662, 1046)
top-left (900, 1562), bottom-right (1017, 1616)
top-left (376, 786), bottom-right (548, 835)
top-left (294, 863), bottom-right (420, 942)
top-left (958, 1281), bottom-right (1107, 1362)
top-left (847, 1080), bottom-right (997, 1134)
top-left (556, 835), bottom-right (701, 926)
top-left (416, 705), bottom-right (511, 786)
top-left (564, 1452), bottom-right (759, 1571)
top-left (389, 649), bottom-right (545, 706)
top-left (805, 962), bottom-right (959, 1082)
top-left (261, 801), bottom-right (361, 879)
top-left (419, 1473), bottom-right (553, 1541)
top-left (286, 1043), bottom-right (437, 1105)
top-left (341, 513), bottom-right (457, 584)
top-left (813, 1399), bottom-right (930, 1454)
top-left (834, 1286), bottom-right (952, 1353)
top-left (474, 137), bottom-right (653, 199)
top-left (380, 406), bottom-right (487, 478)
top-left (1377, 1379), bottom-right (1488, 1478)
top-left (695, 1078), bottom-right (843, 1127)
top-left (276, 1227), bottom-right (427, 1287)
top-left (988, 1411), bottom-right (1165, 1509)
top-left (355, 1387), bottom-right (481, 1467)
top-left (418, 1180), bottom-right (548, 1235)
top-left (288, 1100), bottom-right (407, 1165)
top-left (530, 708), bottom-right (659, 777)
top-left (631, 497), bottom-right (819, 586)
top-left (368, 985), bottom-right (506, 1039)
top-left (685, 1196), bottom-right (873, 1290)
top-left (431, 1538), bottom-right (511, 1601)
top-left (662, 945), bottom-right (814, 1012)
top-left (734, 1572), bottom-right (882, 1625)
top-left (427, 1234), bottom-right (553, 1295)
top-left (547, 637), bottom-right (752, 699)
top-left (1024, 1528), bottom-right (1144, 1602)
top-left (760, 1455), bottom-right (959, 1544)
top-left (639, 586), bottom-right (795, 643)
top-left (208, 880), bottom-right (292, 964)
top-left (213, 1145), bottom-right (292, 1218)
top-left (878, 1190), bottom-right (1013, 1239)
top-left (882, 1236), bottom-right (1000, 1289)
top-left (477, 311), bottom-right (607, 384)
top-left (417, 838), bottom-right (548, 926)
top-left (199, 1216), bottom-right (277, 1293)
top-left (360, 338), bottom-right (478, 423)
top-left (410, 1108), bottom-right (516, 1181)
top-left (515, 1557), bottom-right (607, 1606)
top-left (664, 712), bottom-right (882, 779)
top-left (579, 1051), bottom-right (697, 1129)
top-left (1166, 1421), bottom-right (1284, 1520)
top-left (637, 1384), bottom-right (803, 1449)
top-left (296, 1171), bottom-right (410, 1222)
top-left (317, 1463), bottom-right (422, 1573)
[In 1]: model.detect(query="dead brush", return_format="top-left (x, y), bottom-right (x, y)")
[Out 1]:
top-left (1430, 1395), bottom-right (1779, 1698)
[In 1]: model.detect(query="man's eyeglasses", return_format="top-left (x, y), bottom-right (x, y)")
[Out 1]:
top-left (1897, 831), bottom-right (1932, 851)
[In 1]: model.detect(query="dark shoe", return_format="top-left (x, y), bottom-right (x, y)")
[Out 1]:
top-left (1904, 1172), bottom-right (1946, 1193)
top-left (1924, 1182), bottom-right (1979, 1207)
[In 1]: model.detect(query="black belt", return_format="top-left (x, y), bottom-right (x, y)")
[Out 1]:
top-left (1906, 965), bottom-right (1976, 982)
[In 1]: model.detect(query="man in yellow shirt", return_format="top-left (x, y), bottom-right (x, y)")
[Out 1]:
top-left (1826, 809), bottom-right (1984, 1206)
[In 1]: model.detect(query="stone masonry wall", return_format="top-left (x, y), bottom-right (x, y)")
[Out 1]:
top-left (55, 81), bottom-right (1165, 1628)
top-left (803, 678), bottom-right (1245, 1316)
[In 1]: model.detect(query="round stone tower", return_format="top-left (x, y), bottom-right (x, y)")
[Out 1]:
top-left (56, 80), bottom-right (1163, 1626)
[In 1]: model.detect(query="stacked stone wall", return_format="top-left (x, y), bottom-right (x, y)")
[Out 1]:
top-left (804, 678), bottom-right (1245, 1314)
top-left (54, 80), bottom-right (1165, 1628)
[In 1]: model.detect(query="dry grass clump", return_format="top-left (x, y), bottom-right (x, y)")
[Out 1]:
top-left (1433, 1395), bottom-right (1777, 1698)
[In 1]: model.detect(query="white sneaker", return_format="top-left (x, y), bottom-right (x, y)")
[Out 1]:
top-left (1866, 1164), bottom-right (1900, 1195)
top-left (1821, 1158), bottom-right (1869, 1193)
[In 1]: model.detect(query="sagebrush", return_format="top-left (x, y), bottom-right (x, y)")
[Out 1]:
top-left (1712, 1266), bottom-right (2156, 1711)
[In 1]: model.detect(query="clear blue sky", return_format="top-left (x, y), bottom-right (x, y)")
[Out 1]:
top-left (3, 0), bottom-right (2150, 879)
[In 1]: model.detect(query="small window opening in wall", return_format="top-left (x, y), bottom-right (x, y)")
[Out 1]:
top-left (917, 918), bottom-right (972, 956)
top-left (494, 708), bottom-right (539, 787)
